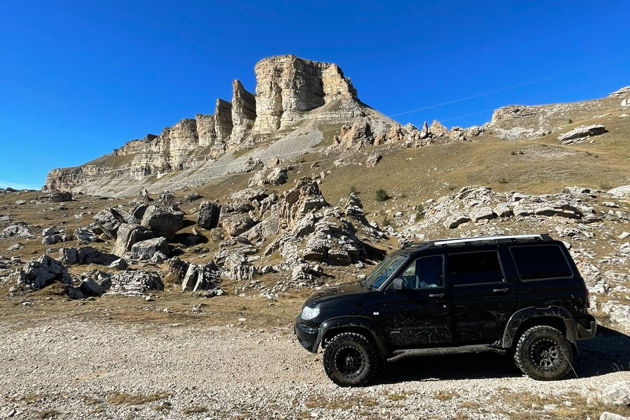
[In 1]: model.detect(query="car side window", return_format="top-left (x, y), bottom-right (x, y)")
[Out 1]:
top-left (447, 250), bottom-right (504, 286)
top-left (397, 255), bottom-right (444, 289)
top-left (510, 244), bottom-right (573, 280)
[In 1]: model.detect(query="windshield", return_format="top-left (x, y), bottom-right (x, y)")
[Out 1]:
top-left (363, 254), bottom-right (407, 290)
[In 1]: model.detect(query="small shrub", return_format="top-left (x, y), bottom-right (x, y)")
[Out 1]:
top-left (415, 204), bottom-right (425, 220)
top-left (511, 151), bottom-right (518, 156)
top-left (567, 118), bottom-right (573, 124)
top-left (375, 188), bottom-right (390, 202)
top-left (382, 218), bottom-right (391, 227)
top-left (350, 185), bottom-right (359, 194)
top-left (497, 177), bottom-right (509, 184)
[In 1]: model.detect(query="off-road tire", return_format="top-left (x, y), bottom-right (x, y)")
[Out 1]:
top-left (323, 332), bottom-right (380, 387)
top-left (514, 325), bottom-right (574, 381)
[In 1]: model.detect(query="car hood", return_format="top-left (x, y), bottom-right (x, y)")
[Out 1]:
top-left (306, 281), bottom-right (368, 305)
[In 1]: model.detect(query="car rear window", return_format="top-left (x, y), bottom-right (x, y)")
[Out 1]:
top-left (510, 245), bottom-right (573, 280)
top-left (447, 251), bottom-right (504, 286)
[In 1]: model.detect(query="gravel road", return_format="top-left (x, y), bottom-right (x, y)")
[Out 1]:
top-left (0, 318), bottom-right (628, 419)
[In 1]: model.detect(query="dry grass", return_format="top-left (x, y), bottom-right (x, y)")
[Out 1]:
top-left (455, 389), bottom-right (630, 420)
top-left (36, 409), bottom-right (61, 419)
top-left (182, 405), bottom-right (208, 414)
top-left (106, 391), bottom-right (172, 406)
top-left (433, 390), bottom-right (460, 401)
top-left (305, 394), bottom-right (378, 410)
top-left (386, 392), bottom-right (409, 401)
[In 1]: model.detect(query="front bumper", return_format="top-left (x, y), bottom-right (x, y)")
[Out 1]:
top-left (294, 316), bottom-right (319, 352)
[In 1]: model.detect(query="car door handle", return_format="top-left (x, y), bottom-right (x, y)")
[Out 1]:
top-left (492, 288), bottom-right (510, 293)
top-left (428, 293), bottom-right (446, 298)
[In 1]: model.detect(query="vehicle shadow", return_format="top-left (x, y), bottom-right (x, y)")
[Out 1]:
top-left (379, 326), bottom-right (630, 384)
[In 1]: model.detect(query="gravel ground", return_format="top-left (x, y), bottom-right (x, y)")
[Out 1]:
top-left (0, 318), bottom-right (628, 419)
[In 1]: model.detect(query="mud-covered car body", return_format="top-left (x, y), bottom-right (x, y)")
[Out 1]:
top-left (295, 234), bottom-right (596, 385)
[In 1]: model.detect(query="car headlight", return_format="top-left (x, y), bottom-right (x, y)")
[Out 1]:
top-left (301, 306), bottom-right (320, 320)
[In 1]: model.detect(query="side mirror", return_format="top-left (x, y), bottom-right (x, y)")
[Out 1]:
top-left (392, 277), bottom-right (404, 290)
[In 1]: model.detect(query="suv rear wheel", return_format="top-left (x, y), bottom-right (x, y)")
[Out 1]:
top-left (323, 332), bottom-right (379, 386)
top-left (514, 325), bottom-right (574, 380)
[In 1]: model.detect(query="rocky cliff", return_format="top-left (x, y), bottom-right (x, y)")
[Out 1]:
top-left (45, 55), bottom-right (387, 196)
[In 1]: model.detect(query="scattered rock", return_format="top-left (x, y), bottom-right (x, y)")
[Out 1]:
top-left (49, 191), bottom-right (72, 202)
top-left (129, 237), bottom-right (169, 260)
top-left (197, 201), bottom-right (221, 229)
top-left (15, 256), bottom-right (71, 290)
top-left (108, 258), bottom-right (128, 270)
top-left (2, 223), bottom-right (35, 239)
top-left (558, 124), bottom-right (607, 144)
top-left (107, 271), bottom-right (164, 296)
top-left (366, 153), bottom-right (382, 168)
top-left (470, 206), bottom-right (496, 222)
top-left (601, 381), bottom-right (630, 406)
top-left (182, 262), bottom-right (220, 292)
top-left (140, 205), bottom-right (184, 240)
top-left (221, 213), bottom-right (258, 237)
top-left (93, 208), bottom-right (137, 239)
top-left (444, 214), bottom-right (470, 229)
top-left (266, 167), bottom-right (288, 186)
top-left (113, 224), bottom-right (154, 257)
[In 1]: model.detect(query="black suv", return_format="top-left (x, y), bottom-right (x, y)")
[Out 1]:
top-left (295, 234), bottom-right (597, 386)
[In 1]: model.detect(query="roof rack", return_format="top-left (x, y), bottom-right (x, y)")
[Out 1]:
top-left (432, 234), bottom-right (551, 247)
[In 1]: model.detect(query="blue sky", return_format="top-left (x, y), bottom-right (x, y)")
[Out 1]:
top-left (0, 1), bottom-right (628, 189)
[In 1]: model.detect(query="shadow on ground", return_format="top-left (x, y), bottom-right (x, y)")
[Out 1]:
top-left (379, 326), bottom-right (630, 384)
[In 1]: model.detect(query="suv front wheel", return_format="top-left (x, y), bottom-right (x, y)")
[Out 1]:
top-left (323, 332), bottom-right (379, 386)
top-left (514, 325), bottom-right (574, 380)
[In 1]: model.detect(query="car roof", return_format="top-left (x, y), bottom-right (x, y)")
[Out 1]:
top-left (400, 234), bottom-right (556, 255)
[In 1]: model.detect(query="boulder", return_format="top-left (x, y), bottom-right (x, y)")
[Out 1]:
top-left (365, 154), bottom-right (382, 168)
top-left (59, 247), bottom-right (117, 266)
top-left (558, 124), bottom-right (607, 144)
top-left (333, 119), bottom-right (374, 149)
top-left (107, 271), bottom-right (164, 296)
top-left (129, 237), bottom-right (169, 260)
top-left (150, 251), bottom-right (167, 264)
top-left (184, 192), bottom-right (202, 203)
top-left (599, 412), bottom-right (628, 420)
top-left (493, 203), bottom-right (512, 218)
top-left (108, 258), bottom-right (128, 270)
top-left (78, 279), bottom-right (103, 297)
top-left (93, 208), bottom-right (137, 239)
top-left (2, 223), bottom-right (35, 239)
top-left (221, 213), bottom-right (258, 237)
top-left (140, 205), bottom-right (184, 240)
top-left (42, 234), bottom-right (64, 245)
top-left (608, 185), bottom-right (630, 199)
top-left (601, 381), bottom-right (630, 406)
top-left (132, 204), bottom-right (149, 220)
top-left (113, 224), bottom-right (154, 257)
top-left (16, 256), bottom-right (71, 290)
top-left (265, 167), bottom-right (288, 185)
top-left (197, 201), bottom-right (221, 229)
top-left (168, 257), bottom-right (189, 282)
top-left (279, 178), bottom-right (328, 229)
top-left (74, 227), bottom-right (99, 243)
top-left (181, 262), bottom-right (220, 292)
top-left (470, 206), bottom-right (496, 222)
top-left (443, 214), bottom-right (470, 229)
top-left (49, 191), bottom-right (72, 202)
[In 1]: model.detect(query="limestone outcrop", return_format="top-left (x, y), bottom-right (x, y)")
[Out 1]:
top-left (252, 55), bottom-right (357, 133)
top-left (44, 54), bottom-right (384, 196)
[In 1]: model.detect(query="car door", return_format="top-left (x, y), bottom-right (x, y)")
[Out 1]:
top-left (447, 247), bottom-right (517, 344)
top-left (378, 254), bottom-right (452, 349)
